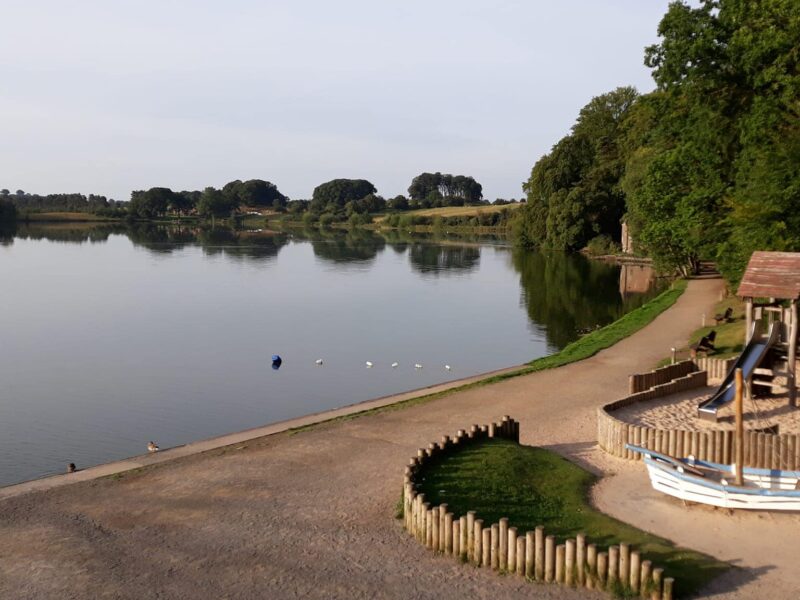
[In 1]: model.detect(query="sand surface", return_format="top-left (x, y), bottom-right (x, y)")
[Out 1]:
top-left (2, 278), bottom-right (799, 599)
top-left (613, 388), bottom-right (800, 432)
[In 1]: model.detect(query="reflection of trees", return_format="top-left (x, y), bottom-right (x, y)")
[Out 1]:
top-left (512, 250), bottom-right (662, 349)
top-left (409, 244), bottom-right (480, 275)
top-left (306, 228), bottom-right (386, 263)
top-left (12, 223), bottom-right (124, 244)
top-left (11, 223), bottom-right (289, 263)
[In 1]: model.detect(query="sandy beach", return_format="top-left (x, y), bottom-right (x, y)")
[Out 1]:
top-left (2, 277), bottom-right (799, 599)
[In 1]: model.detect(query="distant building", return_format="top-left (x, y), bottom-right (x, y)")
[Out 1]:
top-left (621, 219), bottom-right (634, 254)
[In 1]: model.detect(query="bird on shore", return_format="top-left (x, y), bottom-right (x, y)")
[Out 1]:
top-left (366, 361), bottom-right (373, 368)
top-left (391, 362), bottom-right (399, 368)
top-left (315, 359), bottom-right (323, 365)
top-left (147, 441), bottom-right (160, 453)
top-left (414, 363), bottom-right (423, 369)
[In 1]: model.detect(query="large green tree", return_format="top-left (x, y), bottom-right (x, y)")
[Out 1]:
top-left (310, 179), bottom-right (376, 213)
top-left (518, 86), bottom-right (638, 251)
top-left (625, 0), bottom-right (800, 280)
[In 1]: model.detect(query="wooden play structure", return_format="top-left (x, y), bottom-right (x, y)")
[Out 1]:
top-left (737, 251), bottom-right (800, 408)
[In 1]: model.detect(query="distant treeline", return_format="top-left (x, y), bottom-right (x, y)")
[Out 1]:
top-left (2, 173), bottom-right (521, 225)
top-left (0, 188), bottom-right (123, 217)
top-left (516, 0), bottom-right (800, 283)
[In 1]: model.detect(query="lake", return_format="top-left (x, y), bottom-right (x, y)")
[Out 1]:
top-left (0, 223), bottom-right (662, 486)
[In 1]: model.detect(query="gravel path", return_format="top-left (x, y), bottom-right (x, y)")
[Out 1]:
top-left (4, 278), bottom-right (791, 600)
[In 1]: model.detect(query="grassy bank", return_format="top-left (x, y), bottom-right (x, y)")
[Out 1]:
top-left (373, 203), bottom-right (522, 222)
top-left (290, 279), bottom-right (687, 433)
top-left (417, 438), bottom-right (728, 597)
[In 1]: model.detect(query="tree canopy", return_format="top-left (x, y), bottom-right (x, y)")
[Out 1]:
top-left (517, 86), bottom-right (638, 251)
top-left (310, 179), bottom-right (377, 213)
top-left (407, 172), bottom-right (483, 207)
top-left (517, 0), bottom-right (800, 283)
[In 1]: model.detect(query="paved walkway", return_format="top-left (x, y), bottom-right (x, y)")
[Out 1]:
top-left (3, 278), bottom-right (791, 599)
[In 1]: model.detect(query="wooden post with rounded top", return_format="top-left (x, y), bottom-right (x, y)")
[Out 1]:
top-left (466, 511), bottom-right (475, 557)
top-left (516, 535), bottom-right (525, 576)
top-left (576, 533), bottom-right (586, 586)
top-left (438, 504), bottom-right (448, 552)
top-left (608, 545), bottom-right (619, 586)
top-left (565, 539), bottom-right (575, 586)
top-left (490, 523), bottom-right (499, 570)
top-left (507, 526), bottom-right (517, 572)
top-left (555, 544), bottom-right (566, 583)
top-left (451, 518), bottom-right (459, 557)
top-left (534, 526), bottom-right (545, 580)
top-left (481, 527), bottom-right (491, 568)
top-left (651, 567), bottom-right (663, 600)
top-left (444, 512), bottom-right (453, 554)
top-left (619, 543), bottom-right (630, 586)
top-left (640, 560), bottom-right (652, 598)
top-left (586, 543), bottom-right (597, 589)
top-left (525, 531), bottom-right (535, 578)
top-left (630, 550), bottom-right (641, 593)
top-left (597, 551), bottom-right (608, 590)
top-left (458, 516), bottom-right (467, 558)
top-left (498, 518), bottom-right (508, 570)
top-left (544, 535), bottom-right (555, 582)
top-left (663, 577), bottom-right (674, 600)
top-left (472, 519), bottom-right (483, 564)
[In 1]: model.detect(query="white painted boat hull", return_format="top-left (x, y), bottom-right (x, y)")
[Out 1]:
top-left (626, 444), bottom-right (800, 511)
top-left (644, 461), bottom-right (800, 510)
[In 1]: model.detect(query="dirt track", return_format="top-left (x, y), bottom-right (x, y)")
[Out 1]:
top-left (3, 277), bottom-right (796, 599)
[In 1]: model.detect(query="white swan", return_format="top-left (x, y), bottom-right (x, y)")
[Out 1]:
top-left (315, 359), bottom-right (323, 365)
top-left (414, 363), bottom-right (423, 369)
top-left (391, 362), bottom-right (399, 368)
top-left (366, 361), bottom-right (373, 368)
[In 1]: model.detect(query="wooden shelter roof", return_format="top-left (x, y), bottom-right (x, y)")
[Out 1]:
top-left (737, 251), bottom-right (800, 300)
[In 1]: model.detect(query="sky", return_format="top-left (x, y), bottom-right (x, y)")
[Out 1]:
top-left (1, 1), bottom-right (673, 202)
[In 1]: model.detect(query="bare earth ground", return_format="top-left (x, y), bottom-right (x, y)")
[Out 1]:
top-left (2, 278), bottom-right (799, 599)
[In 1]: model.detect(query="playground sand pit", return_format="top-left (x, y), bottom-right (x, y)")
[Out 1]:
top-left (613, 386), bottom-right (800, 433)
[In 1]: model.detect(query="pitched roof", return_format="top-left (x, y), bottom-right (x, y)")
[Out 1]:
top-left (737, 251), bottom-right (800, 300)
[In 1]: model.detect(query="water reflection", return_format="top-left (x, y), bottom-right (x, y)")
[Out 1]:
top-left (4, 222), bottom-right (663, 350)
top-left (512, 251), bottom-right (664, 348)
top-left (408, 243), bottom-right (481, 276)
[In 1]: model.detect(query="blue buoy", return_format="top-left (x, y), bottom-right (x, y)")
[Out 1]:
top-left (271, 355), bottom-right (282, 370)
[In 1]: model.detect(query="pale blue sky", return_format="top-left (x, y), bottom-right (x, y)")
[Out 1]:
top-left (1, 1), bottom-right (672, 201)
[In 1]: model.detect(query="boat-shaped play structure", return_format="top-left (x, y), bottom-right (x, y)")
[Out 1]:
top-left (628, 369), bottom-right (800, 510)
top-left (629, 251), bottom-right (800, 510)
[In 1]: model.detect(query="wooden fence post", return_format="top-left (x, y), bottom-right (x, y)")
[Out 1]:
top-left (576, 533), bottom-right (586, 586)
top-left (545, 535), bottom-right (555, 582)
top-left (481, 527), bottom-right (491, 568)
top-left (565, 539), bottom-right (575, 586)
top-left (525, 531), bottom-right (535, 578)
top-left (535, 526), bottom-right (545, 580)
top-left (498, 518), bottom-right (508, 570)
top-left (473, 519), bottom-right (483, 565)
top-left (598, 551), bottom-right (608, 589)
top-left (586, 544), bottom-right (597, 589)
top-left (630, 550), bottom-right (641, 593)
top-left (490, 523), bottom-right (499, 570)
top-left (555, 544), bottom-right (566, 583)
top-left (516, 535), bottom-right (525, 576)
top-left (507, 526), bottom-right (517, 572)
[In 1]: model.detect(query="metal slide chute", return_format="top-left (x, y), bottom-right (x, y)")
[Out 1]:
top-left (697, 321), bottom-right (780, 421)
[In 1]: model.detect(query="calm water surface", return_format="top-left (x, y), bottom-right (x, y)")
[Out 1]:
top-left (0, 224), bottom-right (661, 486)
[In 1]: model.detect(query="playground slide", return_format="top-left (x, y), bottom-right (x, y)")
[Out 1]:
top-left (697, 321), bottom-right (780, 421)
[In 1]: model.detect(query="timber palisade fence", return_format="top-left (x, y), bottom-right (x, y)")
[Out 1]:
top-left (600, 359), bottom-right (800, 470)
top-left (402, 416), bottom-right (676, 599)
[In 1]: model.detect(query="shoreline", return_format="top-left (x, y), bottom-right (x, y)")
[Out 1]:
top-left (0, 363), bottom-right (524, 501)
top-left (1, 279), bottom-right (687, 500)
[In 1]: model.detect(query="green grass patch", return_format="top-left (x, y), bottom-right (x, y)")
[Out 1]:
top-left (288, 279), bottom-right (687, 435)
top-left (417, 438), bottom-right (728, 597)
